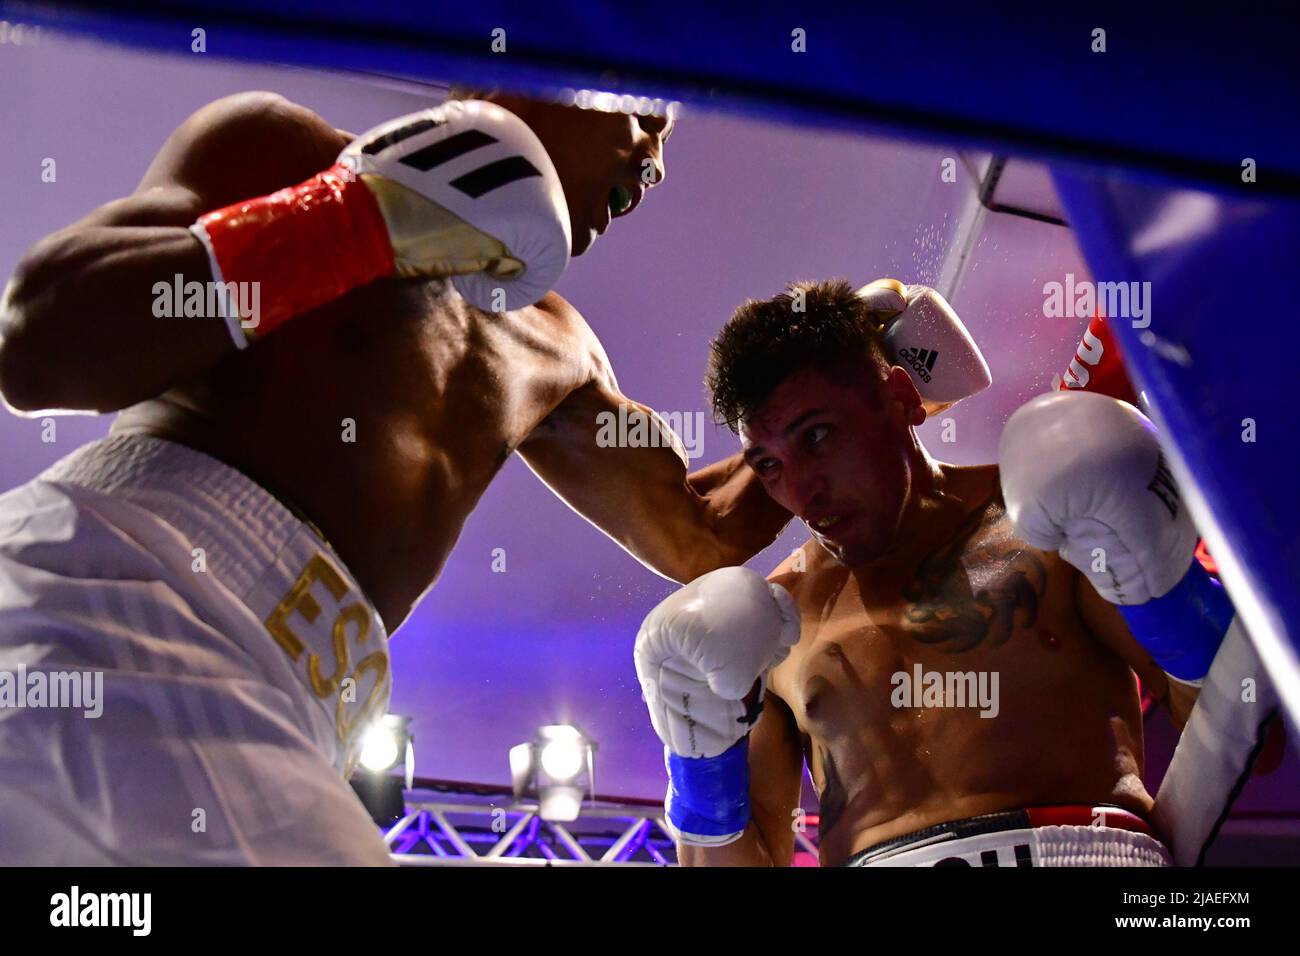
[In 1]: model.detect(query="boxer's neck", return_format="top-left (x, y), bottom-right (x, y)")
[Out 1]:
top-left (844, 435), bottom-right (979, 577)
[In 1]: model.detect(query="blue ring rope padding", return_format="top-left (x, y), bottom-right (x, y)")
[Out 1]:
top-left (1117, 559), bottom-right (1235, 682)
top-left (5, 3), bottom-right (1297, 197)
top-left (665, 737), bottom-right (750, 839)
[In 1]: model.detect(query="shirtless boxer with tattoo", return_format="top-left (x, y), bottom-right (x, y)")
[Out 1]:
top-left (0, 90), bottom-right (791, 864)
top-left (635, 279), bottom-right (1218, 867)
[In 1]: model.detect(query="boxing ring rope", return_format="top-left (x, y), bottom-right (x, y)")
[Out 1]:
top-left (6, 3), bottom-right (1297, 194)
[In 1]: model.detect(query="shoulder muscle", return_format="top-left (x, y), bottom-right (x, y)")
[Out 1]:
top-left (138, 91), bottom-right (347, 209)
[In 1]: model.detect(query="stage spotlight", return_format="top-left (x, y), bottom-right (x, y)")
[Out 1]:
top-left (350, 714), bottom-right (414, 826)
top-left (359, 713), bottom-right (414, 782)
top-left (360, 721), bottom-right (401, 774)
top-left (510, 724), bottom-right (596, 822)
top-left (540, 726), bottom-right (585, 780)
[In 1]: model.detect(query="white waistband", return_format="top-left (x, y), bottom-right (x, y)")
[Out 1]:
top-left (42, 433), bottom-right (337, 608)
top-left (849, 824), bottom-right (1171, 867)
top-left (38, 433), bottom-right (391, 773)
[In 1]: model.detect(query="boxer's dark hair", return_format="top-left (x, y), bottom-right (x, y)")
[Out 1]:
top-left (707, 278), bottom-right (891, 432)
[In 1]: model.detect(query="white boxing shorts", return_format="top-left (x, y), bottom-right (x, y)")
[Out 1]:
top-left (844, 806), bottom-right (1171, 867)
top-left (0, 434), bottom-right (393, 865)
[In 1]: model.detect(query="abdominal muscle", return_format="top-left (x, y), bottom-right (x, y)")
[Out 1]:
top-left (773, 519), bottom-right (1150, 867)
top-left (807, 673), bottom-right (1150, 867)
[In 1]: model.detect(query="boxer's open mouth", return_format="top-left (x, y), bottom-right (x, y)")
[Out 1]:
top-left (811, 515), bottom-right (843, 531)
top-left (609, 184), bottom-right (632, 215)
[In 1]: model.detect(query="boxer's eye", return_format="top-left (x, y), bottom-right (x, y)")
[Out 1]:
top-left (807, 425), bottom-right (831, 447)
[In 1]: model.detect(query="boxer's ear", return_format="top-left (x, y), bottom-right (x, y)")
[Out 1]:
top-left (883, 366), bottom-right (925, 426)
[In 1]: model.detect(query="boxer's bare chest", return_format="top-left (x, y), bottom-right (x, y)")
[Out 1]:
top-left (774, 490), bottom-right (1058, 702)
top-left (770, 489), bottom-right (1089, 789)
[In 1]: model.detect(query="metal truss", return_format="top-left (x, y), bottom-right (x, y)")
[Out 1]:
top-left (383, 786), bottom-right (821, 866)
top-left (379, 782), bottom-right (1300, 867)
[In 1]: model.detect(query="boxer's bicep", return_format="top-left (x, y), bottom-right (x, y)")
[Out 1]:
top-left (139, 91), bottom-right (344, 206)
top-left (75, 93), bottom-right (339, 230)
top-left (0, 93), bottom-right (344, 413)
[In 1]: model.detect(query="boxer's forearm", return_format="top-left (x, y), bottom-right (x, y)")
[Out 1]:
top-left (541, 448), bottom-right (786, 583)
top-left (1165, 677), bottom-right (1200, 730)
top-left (676, 822), bottom-right (781, 866)
top-left (0, 195), bottom-right (233, 414)
top-left (520, 387), bottom-right (790, 583)
top-left (670, 692), bottom-right (804, 867)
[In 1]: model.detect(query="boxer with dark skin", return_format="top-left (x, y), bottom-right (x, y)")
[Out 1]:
top-left (0, 91), bottom-right (790, 630)
top-left (682, 280), bottom-right (1198, 867)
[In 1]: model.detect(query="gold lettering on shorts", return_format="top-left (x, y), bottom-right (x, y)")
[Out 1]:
top-left (265, 554), bottom-right (350, 660)
top-left (266, 551), bottom-right (390, 760)
top-left (309, 602), bottom-right (370, 698)
top-left (337, 650), bottom-right (390, 748)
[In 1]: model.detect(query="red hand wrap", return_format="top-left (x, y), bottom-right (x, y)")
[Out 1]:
top-left (195, 163), bottom-right (395, 340)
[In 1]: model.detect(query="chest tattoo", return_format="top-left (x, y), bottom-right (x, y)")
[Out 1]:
top-left (900, 493), bottom-right (1047, 653)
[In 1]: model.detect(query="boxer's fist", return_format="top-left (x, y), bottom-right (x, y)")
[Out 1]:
top-left (635, 566), bottom-right (801, 759)
top-left (999, 391), bottom-right (1199, 604)
top-left (857, 279), bottom-right (992, 413)
top-left (339, 99), bottom-right (571, 312)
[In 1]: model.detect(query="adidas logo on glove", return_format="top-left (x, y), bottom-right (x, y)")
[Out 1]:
top-left (897, 345), bottom-right (940, 384)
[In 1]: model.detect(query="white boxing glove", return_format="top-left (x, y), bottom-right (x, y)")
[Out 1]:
top-left (999, 391), bottom-right (1199, 604)
top-left (635, 566), bottom-right (801, 759)
top-left (339, 99), bottom-right (571, 312)
top-left (857, 279), bottom-right (992, 411)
